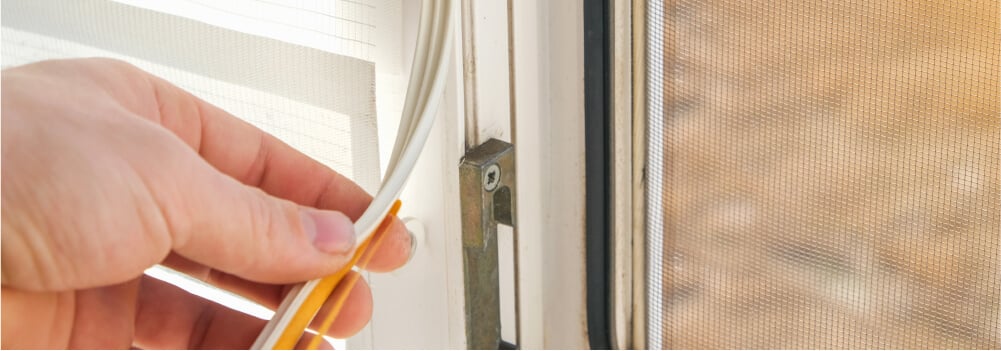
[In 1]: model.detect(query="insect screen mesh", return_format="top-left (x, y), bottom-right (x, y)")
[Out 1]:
top-left (647, 0), bottom-right (999, 348)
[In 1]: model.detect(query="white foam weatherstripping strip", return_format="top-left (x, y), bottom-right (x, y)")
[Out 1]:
top-left (250, 0), bottom-right (454, 348)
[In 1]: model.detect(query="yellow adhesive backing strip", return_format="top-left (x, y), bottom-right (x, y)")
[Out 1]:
top-left (272, 200), bottom-right (402, 349)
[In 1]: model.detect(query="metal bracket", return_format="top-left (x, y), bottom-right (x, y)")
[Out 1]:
top-left (460, 138), bottom-right (517, 349)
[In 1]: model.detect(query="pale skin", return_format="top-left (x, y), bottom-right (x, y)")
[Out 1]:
top-left (1, 58), bottom-right (412, 349)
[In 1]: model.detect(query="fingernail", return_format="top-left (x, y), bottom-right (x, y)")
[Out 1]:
top-left (401, 217), bottom-right (424, 265)
top-left (301, 209), bottom-right (356, 254)
top-left (406, 229), bottom-right (417, 265)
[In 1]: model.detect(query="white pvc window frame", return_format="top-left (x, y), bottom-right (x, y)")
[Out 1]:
top-left (354, 1), bottom-right (589, 349)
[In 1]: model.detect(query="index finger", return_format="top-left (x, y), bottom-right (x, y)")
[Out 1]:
top-left (93, 58), bottom-right (413, 270)
top-left (147, 73), bottom-right (373, 218)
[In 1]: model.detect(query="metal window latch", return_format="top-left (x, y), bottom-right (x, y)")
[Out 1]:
top-left (459, 138), bottom-right (518, 350)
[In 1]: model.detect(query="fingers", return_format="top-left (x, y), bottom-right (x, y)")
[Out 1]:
top-left (294, 333), bottom-right (337, 350)
top-left (153, 154), bottom-right (360, 284)
top-left (158, 253), bottom-right (291, 308)
top-left (312, 270), bottom-right (373, 339)
top-left (0, 288), bottom-right (74, 349)
top-left (135, 275), bottom-right (369, 348)
top-left (357, 218), bottom-right (412, 273)
top-left (113, 58), bottom-right (414, 274)
top-left (135, 276), bottom-right (265, 349)
top-left (160, 215), bottom-right (410, 314)
top-left (68, 281), bottom-right (140, 349)
top-left (132, 61), bottom-right (372, 219)
top-left (1, 58), bottom-right (412, 293)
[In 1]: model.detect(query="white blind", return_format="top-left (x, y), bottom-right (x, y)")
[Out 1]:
top-left (2, 0), bottom-right (384, 192)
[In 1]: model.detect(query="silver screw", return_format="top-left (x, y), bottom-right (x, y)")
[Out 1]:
top-left (483, 164), bottom-right (501, 191)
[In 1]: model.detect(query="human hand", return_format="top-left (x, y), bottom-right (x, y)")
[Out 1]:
top-left (1, 58), bottom-right (412, 349)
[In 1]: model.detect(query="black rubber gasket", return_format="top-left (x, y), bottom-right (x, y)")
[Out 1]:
top-left (583, 0), bottom-right (612, 349)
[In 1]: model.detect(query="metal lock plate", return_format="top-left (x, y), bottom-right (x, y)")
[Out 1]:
top-left (459, 138), bottom-right (517, 349)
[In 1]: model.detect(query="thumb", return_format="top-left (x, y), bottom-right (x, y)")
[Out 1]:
top-left (1, 133), bottom-right (359, 292)
top-left (162, 159), bottom-right (359, 284)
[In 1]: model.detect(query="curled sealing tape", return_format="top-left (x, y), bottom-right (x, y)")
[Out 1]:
top-left (252, 0), bottom-right (454, 348)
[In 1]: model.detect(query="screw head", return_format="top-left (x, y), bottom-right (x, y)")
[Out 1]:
top-left (483, 164), bottom-right (501, 192)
